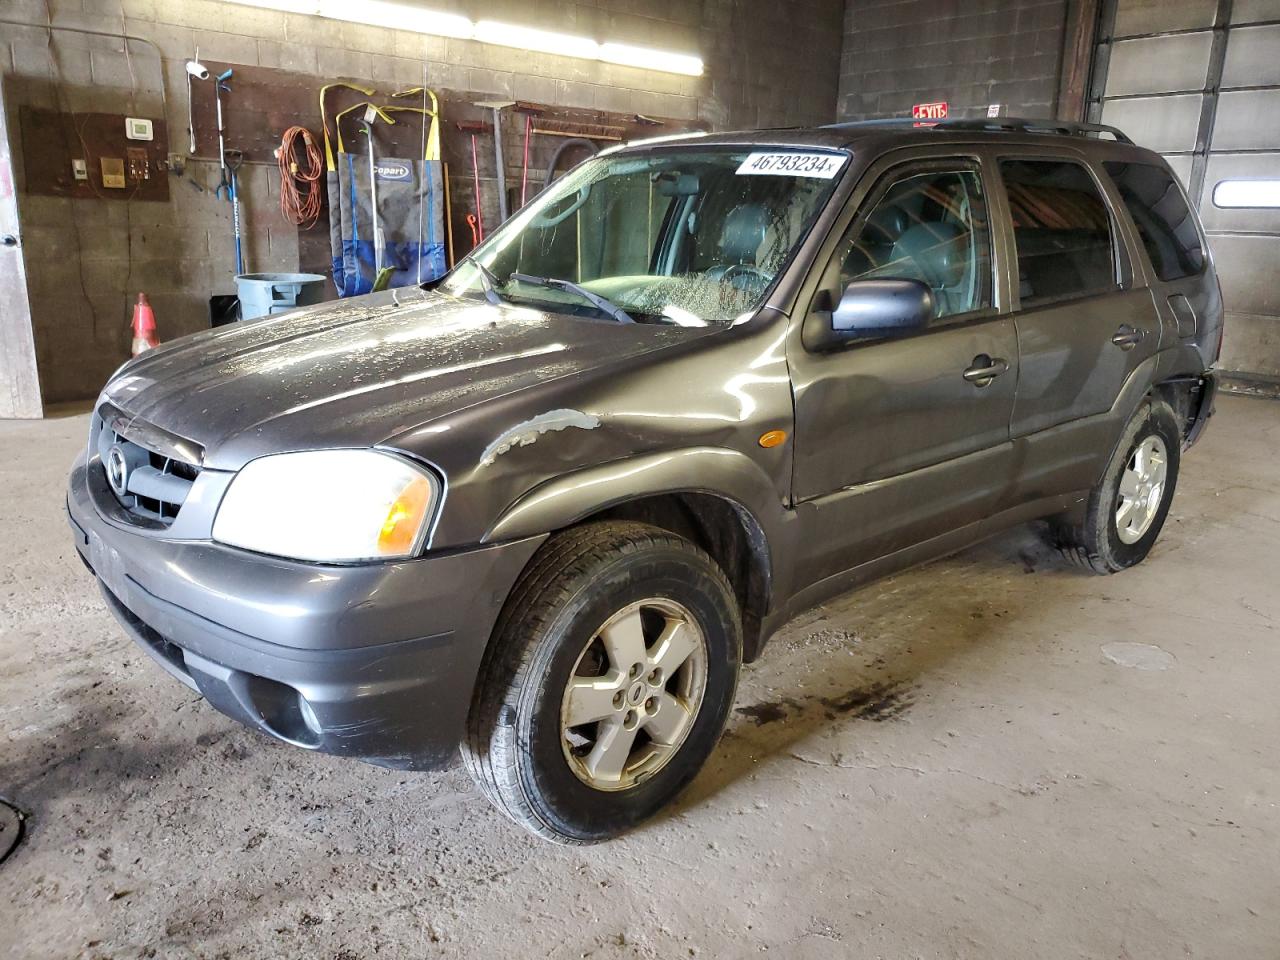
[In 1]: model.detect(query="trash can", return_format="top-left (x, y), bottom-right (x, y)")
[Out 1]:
top-left (234, 273), bottom-right (327, 321)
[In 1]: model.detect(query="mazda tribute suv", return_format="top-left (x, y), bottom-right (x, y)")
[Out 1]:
top-left (68, 118), bottom-right (1221, 843)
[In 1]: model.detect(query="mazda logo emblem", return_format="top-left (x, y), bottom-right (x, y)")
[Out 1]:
top-left (105, 444), bottom-right (130, 498)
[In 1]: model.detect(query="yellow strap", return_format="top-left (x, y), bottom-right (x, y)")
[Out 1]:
top-left (388, 88), bottom-right (441, 161)
top-left (320, 82), bottom-right (376, 172)
top-left (383, 107), bottom-right (441, 162)
top-left (334, 102), bottom-right (397, 155)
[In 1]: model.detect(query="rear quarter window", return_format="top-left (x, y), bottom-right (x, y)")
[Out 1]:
top-left (1103, 161), bottom-right (1205, 282)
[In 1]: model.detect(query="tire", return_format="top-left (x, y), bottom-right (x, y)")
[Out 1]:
top-left (462, 521), bottom-right (742, 843)
top-left (1053, 398), bottom-right (1181, 574)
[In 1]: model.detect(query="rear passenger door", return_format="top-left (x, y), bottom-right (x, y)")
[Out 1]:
top-left (993, 151), bottom-right (1160, 501)
top-left (1103, 159), bottom-right (1219, 359)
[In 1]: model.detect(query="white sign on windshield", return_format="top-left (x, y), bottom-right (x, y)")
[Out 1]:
top-left (736, 152), bottom-right (846, 179)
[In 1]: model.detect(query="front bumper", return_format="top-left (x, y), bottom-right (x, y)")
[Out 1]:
top-left (67, 453), bottom-right (545, 769)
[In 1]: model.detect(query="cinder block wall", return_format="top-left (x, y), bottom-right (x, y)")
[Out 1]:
top-left (838, 0), bottom-right (1068, 120)
top-left (0, 0), bottom-right (844, 405)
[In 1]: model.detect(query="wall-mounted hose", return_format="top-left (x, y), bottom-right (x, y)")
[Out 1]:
top-left (543, 137), bottom-right (600, 188)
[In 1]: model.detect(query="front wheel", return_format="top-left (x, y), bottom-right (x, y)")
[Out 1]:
top-left (1053, 398), bottom-right (1182, 574)
top-left (462, 521), bottom-right (741, 843)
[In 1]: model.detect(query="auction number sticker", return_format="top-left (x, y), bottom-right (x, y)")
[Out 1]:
top-left (736, 152), bottom-right (846, 179)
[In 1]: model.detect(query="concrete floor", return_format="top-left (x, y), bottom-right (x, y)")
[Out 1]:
top-left (1, 394), bottom-right (1277, 959)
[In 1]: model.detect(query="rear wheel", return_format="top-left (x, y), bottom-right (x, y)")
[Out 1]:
top-left (462, 521), bottom-right (741, 843)
top-left (1053, 398), bottom-right (1181, 574)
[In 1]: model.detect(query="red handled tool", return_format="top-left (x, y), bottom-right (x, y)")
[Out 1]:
top-left (469, 133), bottom-right (484, 242)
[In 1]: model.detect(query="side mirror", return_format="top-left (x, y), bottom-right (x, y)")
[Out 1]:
top-left (829, 278), bottom-right (934, 340)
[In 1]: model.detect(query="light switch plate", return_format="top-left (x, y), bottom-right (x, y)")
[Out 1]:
top-left (72, 158), bottom-right (88, 181)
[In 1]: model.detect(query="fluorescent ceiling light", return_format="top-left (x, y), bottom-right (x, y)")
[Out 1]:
top-left (1213, 179), bottom-right (1280, 209)
top-left (221, 0), bottom-right (702, 76)
top-left (600, 42), bottom-right (703, 76)
top-left (474, 20), bottom-right (600, 60)
top-left (350, 1), bottom-right (473, 38)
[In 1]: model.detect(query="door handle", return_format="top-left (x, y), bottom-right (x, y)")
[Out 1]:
top-left (1, 234), bottom-right (17, 247)
top-left (1112, 324), bottom-right (1146, 350)
top-left (962, 354), bottom-right (1009, 387)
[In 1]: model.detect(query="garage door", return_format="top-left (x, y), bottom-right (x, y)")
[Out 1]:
top-left (1090, 0), bottom-right (1280, 382)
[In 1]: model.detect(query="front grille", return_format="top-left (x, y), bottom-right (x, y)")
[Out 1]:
top-left (91, 408), bottom-right (202, 526)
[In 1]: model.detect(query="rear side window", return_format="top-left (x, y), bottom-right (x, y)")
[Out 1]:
top-left (1104, 161), bottom-right (1205, 282)
top-left (1000, 159), bottom-right (1117, 306)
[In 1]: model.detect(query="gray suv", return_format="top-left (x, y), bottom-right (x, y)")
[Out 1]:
top-left (67, 118), bottom-right (1220, 843)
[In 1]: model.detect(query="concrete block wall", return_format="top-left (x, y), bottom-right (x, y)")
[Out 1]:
top-left (0, 0), bottom-right (844, 405)
top-left (838, 0), bottom-right (1068, 121)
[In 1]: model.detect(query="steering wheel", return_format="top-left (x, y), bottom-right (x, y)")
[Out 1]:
top-left (720, 263), bottom-right (773, 291)
top-left (715, 263), bottom-right (773, 310)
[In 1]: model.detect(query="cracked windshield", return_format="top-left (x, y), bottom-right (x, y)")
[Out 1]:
top-left (442, 145), bottom-right (847, 325)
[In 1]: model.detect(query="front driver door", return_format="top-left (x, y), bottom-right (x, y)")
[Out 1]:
top-left (788, 155), bottom-right (1018, 592)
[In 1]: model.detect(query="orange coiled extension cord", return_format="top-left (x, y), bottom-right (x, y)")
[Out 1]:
top-left (277, 125), bottom-right (323, 229)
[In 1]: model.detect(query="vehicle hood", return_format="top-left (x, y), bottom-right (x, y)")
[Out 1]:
top-left (101, 288), bottom-right (708, 471)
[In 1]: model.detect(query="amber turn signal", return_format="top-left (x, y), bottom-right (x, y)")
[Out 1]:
top-left (378, 475), bottom-right (434, 554)
top-left (758, 430), bottom-right (787, 449)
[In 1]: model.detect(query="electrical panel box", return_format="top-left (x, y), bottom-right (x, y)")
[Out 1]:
top-left (19, 108), bottom-right (170, 202)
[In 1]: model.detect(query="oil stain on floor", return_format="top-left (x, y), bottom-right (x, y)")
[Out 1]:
top-left (736, 680), bottom-right (916, 727)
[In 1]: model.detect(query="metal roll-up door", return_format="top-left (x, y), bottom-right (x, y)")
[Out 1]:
top-left (1090, 0), bottom-right (1280, 383)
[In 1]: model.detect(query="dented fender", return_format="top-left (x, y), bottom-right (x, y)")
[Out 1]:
top-left (482, 446), bottom-right (790, 549)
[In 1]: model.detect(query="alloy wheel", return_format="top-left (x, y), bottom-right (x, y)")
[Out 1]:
top-left (1115, 435), bottom-right (1168, 544)
top-left (559, 598), bottom-right (708, 792)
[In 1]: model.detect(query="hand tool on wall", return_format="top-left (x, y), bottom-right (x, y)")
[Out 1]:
top-left (520, 112), bottom-right (532, 207)
top-left (184, 50), bottom-right (208, 155)
top-left (474, 100), bottom-right (514, 222)
top-left (456, 120), bottom-right (491, 245)
top-left (212, 69), bottom-right (245, 275)
top-left (469, 131), bottom-right (483, 242)
top-left (531, 117), bottom-right (624, 142)
top-left (513, 103), bottom-right (546, 208)
top-left (227, 148), bottom-right (245, 276)
top-left (213, 68), bottom-right (234, 198)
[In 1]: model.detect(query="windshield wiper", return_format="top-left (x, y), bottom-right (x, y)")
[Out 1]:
top-left (509, 272), bottom-right (635, 324)
top-left (473, 261), bottom-right (506, 306)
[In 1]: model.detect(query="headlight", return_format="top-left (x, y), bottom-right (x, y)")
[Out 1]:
top-left (212, 450), bottom-right (439, 562)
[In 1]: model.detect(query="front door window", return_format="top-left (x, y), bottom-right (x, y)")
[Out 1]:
top-left (835, 168), bottom-right (993, 322)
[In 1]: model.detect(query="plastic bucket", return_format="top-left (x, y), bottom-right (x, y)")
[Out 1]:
top-left (234, 272), bottom-right (327, 321)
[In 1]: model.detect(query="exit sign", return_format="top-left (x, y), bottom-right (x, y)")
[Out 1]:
top-left (912, 101), bottom-right (949, 120)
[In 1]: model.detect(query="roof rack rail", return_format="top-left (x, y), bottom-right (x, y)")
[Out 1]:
top-left (928, 118), bottom-right (1133, 144)
top-left (819, 117), bottom-right (1133, 144)
top-left (819, 119), bottom-right (922, 131)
